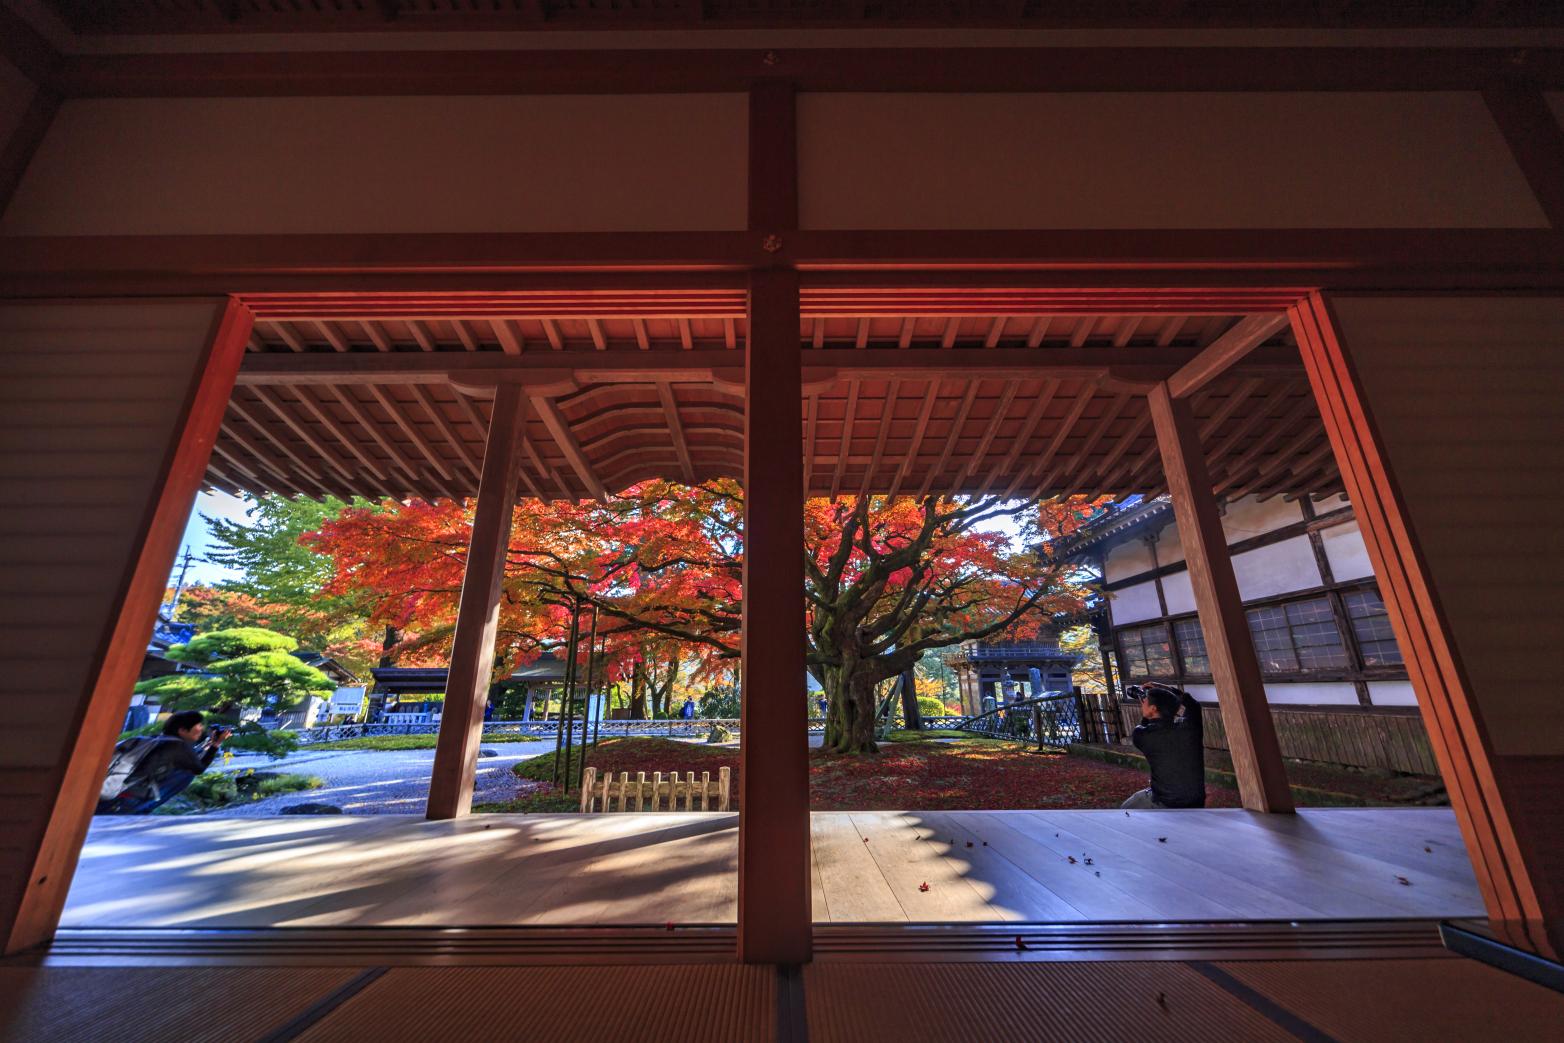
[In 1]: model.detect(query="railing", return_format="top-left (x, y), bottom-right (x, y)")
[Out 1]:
top-left (956, 693), bottom-right (1084, 746)
top-left (293, 718), bottom-right (744, 745)
top-left (947, 645), bottom-right (1071, 661)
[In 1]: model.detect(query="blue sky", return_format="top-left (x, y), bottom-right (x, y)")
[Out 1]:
top-left (172, 490), bottom-right (253, 587)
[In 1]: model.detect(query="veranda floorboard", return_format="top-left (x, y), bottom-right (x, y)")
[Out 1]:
top-left (1084, 809), bottom-right (1474, 918)
top-left (62, 810), bottom-right (1483, 931)
top-left (944, 813), bottom-right (1164, 922)
top-left (1157, 810), bottom-right (1484, 915)
top-left (1024, 809), bottom-right (1327, 921)
top-left (808, 813), bottom-right (906, 923)
top-left (1019, 811), bottom-right (1246, 920)
top-left (848, 811), bottom-right (1006, 922)
top-left (910, 811), bottom-right (1088, 922)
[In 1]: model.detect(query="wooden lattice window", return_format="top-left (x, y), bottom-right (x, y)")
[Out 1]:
top-left (1245, 597), bottom-right (1351, 674)
top-left (1118, 623), bottom-right (1175, 679)
top-left (1343, 588), bottom-right (1405, 667)
top-left (1172, 618), bottom-right (1210, 676)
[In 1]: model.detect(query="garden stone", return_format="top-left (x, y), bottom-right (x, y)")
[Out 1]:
top-left (280, 803), bottom-right (343, 815)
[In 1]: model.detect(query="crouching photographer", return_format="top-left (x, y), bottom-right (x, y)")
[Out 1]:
top-left (97, 711), bottom-right (233, 815)
top-left (1121, 682), bottom-right (1205, 810)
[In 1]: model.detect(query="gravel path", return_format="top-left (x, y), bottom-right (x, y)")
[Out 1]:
top-left (208, 742), bottom-right (556, 816)
top-left (201, 731), bottom-right (821, 816)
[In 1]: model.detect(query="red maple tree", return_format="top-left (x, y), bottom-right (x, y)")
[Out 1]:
top-left (303, 481), bottom-right (1100, 754)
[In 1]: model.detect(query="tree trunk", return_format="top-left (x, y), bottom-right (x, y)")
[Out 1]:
top-left (378, 625), bottom-right (401, 668)
top-left (821, 662), bottom-right (883, 754)
top-left (899, 668), bottom-right (922, 731)
top-left (629, 660), bottom-right (648, 719)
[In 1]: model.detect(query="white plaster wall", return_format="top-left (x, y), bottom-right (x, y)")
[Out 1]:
top-left (1155, 524), bottom-right (1185, 566)
top-left (1319, 519), bottom-right (1376, 582)
top-left (1220, 495), bottom-right (1303, 542)
top-left (1104, 539), bottom-right (1156, 583)
top-left (1368, 681), bottom-right (1420, 707)
top-left (1107, 581), bottom-right (1162, 625)
top-left (1231, 537), bottom-right (1323, 601)
top-left (1182, 682), bottom-right (1363, 707)
top-left (1161, 570), bottom-right (1196, 616)
top-left (799, 92), bottom-right (1545, 229)
top-left (1, 95), bottom-right (748, 235)
top-left (1264, 682), bottom-right (1361, 705)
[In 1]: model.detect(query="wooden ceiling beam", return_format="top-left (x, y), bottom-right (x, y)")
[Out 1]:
top-left (236, 344), bottom-right (1303, 384)
top-left (658, 382), bottom-right (697, 485)
top-left (1166, 312), bottom-right (1292, 400)
top-left (541, 318), bottom-right (565, 351)
top-left (491, 318), bottom-right (524, 355)
top-left (531, 395), bottom-right (610, 503)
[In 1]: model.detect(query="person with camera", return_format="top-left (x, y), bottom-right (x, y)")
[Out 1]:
top-left (1121, 682), bottom-right (1205, 810)
top-left (97, 710), bottom-right (233, 815)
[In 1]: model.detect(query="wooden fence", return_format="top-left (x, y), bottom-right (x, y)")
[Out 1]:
top-left (579, 767), bottom-right (732, 813)
top-left (1113, 701), bottom-right (1439, 776)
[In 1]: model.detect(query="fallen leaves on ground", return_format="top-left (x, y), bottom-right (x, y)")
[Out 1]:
top-left (489, 736), bottom-right (1244, 813)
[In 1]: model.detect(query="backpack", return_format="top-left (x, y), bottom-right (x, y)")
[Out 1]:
top-left (100, 736), bottom-right (162, 801)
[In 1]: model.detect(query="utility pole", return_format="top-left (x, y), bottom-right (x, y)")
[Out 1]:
top-left (165, 546), bottom-right (196, 620)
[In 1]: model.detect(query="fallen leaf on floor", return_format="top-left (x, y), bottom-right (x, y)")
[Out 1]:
top-left (1157, 837), bottom-right (1168, 843)
top-left (1424, 847), bottom-right (1432, 853)
top-left (1396, 876), bottom-right (1411, 886)
top-left (863, 837), bottom-right (870, 843)
top-left (1067, 855), bottom-right (1077, 864)
top-left (1015, 936), bottom-right (1028, 951)
top-left (1084, 857), bottom-right (1094, 865)
top-left (965, 841), bottom-right (973, 848)
top-left (1157, 992), bottom-right (1168, 1010)
top-left (918, 882), bottom-right (930, 892)
top-left (665, 921), bottom-right (676, 931)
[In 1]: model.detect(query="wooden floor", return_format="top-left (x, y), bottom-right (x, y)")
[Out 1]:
top-left (63, 809), bottom-right (1484, 928)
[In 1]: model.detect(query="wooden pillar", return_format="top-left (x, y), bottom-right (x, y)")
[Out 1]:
top-left (738, 266), bottom-right (810, 964)
top-left (2, 298), bottom-right (251, 954)
top-left (426, 384), bottom-right (528, 820)
top-left (1148, 382), bottom-right (1293, 813)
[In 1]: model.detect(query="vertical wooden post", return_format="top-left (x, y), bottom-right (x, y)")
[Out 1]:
top-left (426, 384), bottom-right (527, 820)
top-left (1148, 382), bottom-right (1293, 813)
top-left (738, 267), bottom-right (810, 964)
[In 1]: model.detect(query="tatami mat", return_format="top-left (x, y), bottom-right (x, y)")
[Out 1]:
top-left (0, 966), bottom-right (358, 1043)
top-left (1217, 958), bottom-right (1564, 1042)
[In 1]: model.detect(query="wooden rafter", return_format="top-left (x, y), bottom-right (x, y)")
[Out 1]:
top-left (531, 394), bottom-right (610, 503)
top-left (860, 379), bottom-right (900, 497)
top-left (917, 382), bottom-right (979, 500)
top-left (658, 381), bottom-right (697, 485)
top-left (1167, 312), bottom-right (1292, 399)
top-left (887, 383), bottom-right (939, 500)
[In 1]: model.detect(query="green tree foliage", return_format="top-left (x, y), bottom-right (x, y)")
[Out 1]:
top-left (192, 495), bottom-right (388, 674)
top-left (134, 627), bottom-right (334, 717)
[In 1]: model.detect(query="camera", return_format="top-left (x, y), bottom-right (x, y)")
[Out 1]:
top-left (1124, 684), bottom-right (1147, 701)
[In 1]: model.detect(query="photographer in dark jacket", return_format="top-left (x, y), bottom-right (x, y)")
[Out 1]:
top-left (1121, 683), bottom-right (1205, 810)
top-left (97, 710), bottom-right (231, 815)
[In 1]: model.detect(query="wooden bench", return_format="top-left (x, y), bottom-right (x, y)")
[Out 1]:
top-left (579, 766), bottom-right (732, 813)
